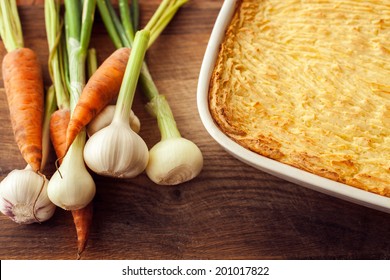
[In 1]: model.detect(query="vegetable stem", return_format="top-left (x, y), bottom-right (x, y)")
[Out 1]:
top-left (96, 0), bottom-right (123, 49)
top-left (41, 86), bottom-right (57, 170)
top-left (64, 0), bottom-right (96, 113)
top-left (64, 0), bottom-right (81, 42)
top-left (60, 34), bottom-right (71, 99)
top-left (80, 0), bottom-right (97, 52)
top-left (71, 128), bottom-right (87, 156)
top-left (45, 0), bottom-right (59, 50)
top-left (131, 0), bottom-right (140, 32)
top-left (106, 0), bottom-right (131, 47)
top-left (119, 0), bottom-right (134, 44)
top-left (87, 48), bottom-right (98, 78)
top-left (148, 95), bottom-right (181, 140)
top-left (139, 62), bottom-right (160, 100)
top-left (45, 0), bottom-right (70, 110)
top-left (0, 0), bottom-right (24, 51)
top-left (97, 0), bottom-right (186, 103)
top-left (113, 29), bottom-right (150, 123)
top-left (144, 0), bottom-right (170, 32)
top-left (147, 0), bottom-right (187, 47)
top-left (68, 49), bottom-right (87, 112)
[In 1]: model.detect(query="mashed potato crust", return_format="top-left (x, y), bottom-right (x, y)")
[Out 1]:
top-left (209, 0), bottom-right (390, 196)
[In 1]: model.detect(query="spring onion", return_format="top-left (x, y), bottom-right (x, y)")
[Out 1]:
top-left (48, 0), bottom-right (96, 210)
top-left (95, 0), bottom-right (203, 185)
top-left (83, 0), bottom-right (189, 178)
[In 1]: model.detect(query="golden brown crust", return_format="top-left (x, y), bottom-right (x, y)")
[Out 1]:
top-left (209, 0), bottom-right (390, 197)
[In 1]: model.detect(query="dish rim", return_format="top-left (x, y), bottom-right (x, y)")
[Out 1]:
top-left (196, 0), bottom-right (390, 213)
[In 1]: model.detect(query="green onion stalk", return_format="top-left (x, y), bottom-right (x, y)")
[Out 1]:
top-left (45, 0), bottom-right (69, 111)
top-left (0, 0), bottom-right (23, 51)
top-left (48, 0), bottom-right (97, 211)
top-left (88, 0), bottom-right (203, 185)
top-left (0, 0), bottom-right (56, 224)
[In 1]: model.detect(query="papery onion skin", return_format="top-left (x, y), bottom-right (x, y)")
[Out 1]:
top-left (146, 137), bottom-right (203, 185)
top-left (0, 169), bottom-right (56, 224)
top-left (87, 105), bottom-right (141, 137)
top-left (84, 122), bottom-right (149, 178)
top-left (48, 132), bottom-right (96, 211)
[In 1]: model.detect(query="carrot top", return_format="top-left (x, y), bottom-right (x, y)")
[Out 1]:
top-left (0, 0), bottom-right (24, 52)
top-left (45, 0), bottom-right (70, 110)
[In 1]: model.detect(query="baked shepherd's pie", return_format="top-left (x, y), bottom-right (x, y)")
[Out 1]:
top-left (209, 0), bottom-right (390, 197)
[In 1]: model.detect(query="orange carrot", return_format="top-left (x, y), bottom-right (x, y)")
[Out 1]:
top-left (49, 107), bottom-right (93, 257)
top-left (49, 108), bottom-right (70, 164)
top-left (66, 47), bottom-right (131, 149)
top-left (72, 202), bottom-right (93, 258)
top-left (2, 47), bottom-right (44, 172)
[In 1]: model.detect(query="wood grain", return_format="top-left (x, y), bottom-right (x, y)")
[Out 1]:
top-left (0, 1), bottom-right (390, 260)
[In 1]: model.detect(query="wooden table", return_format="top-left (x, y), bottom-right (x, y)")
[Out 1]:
top-left (0, 0), bottom-right (390, 260)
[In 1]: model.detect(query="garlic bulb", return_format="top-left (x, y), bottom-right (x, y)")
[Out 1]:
top-left (146, 137), bottom-right (203, 185)
top-left (87, 105), bottom-right (141, 137)
top-left (84, 30), bottom-right (150, 179)
top-left (48, 132), bottom-right (96, 210)
top-left (0, 168), bottom-right (56, 224)
top-left (144, 94), bottom-right (204, 185)
top-left (83, 120), bottom-right (149, 178)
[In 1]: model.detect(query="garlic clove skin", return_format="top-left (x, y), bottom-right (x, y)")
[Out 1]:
top-left (83, 122), bottom-right (149, 178)
top-left (129, 110), bottom-right (141, 133)
top-left (48, 137), bottom-right (96, 211)
top-left (0, 169), bottom-right (56, 224)
top-left (146, 137), bottom-right (203, 185)
top-left (87, 105), bottom-right (141, 137)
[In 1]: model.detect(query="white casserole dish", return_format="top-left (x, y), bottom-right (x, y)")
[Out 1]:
top-left (196, 0), bottom-right (390, 214)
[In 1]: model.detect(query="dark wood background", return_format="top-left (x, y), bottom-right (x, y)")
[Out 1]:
top-left (0, 0), bottom-right (389, 260)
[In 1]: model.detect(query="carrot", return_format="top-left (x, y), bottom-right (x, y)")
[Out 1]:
top-left (65, 47), bottom-right (131, 149)
top-left (49, 108), bottom-right (70, 164)
top-left (2, 47), bottom-right (44, 172)
top-left (72, 202), bottom-right (93, 259)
